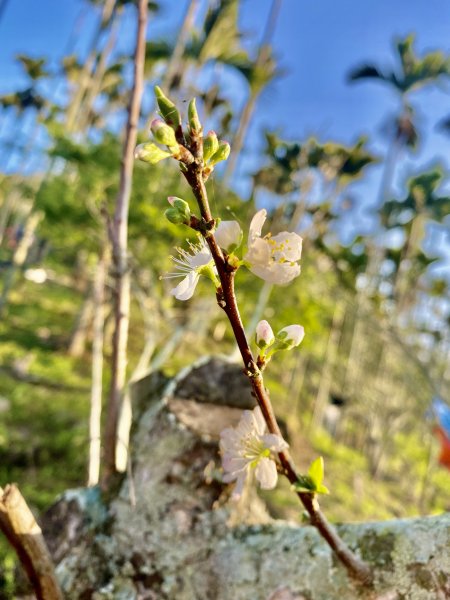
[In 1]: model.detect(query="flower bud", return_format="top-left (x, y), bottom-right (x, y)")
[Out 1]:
top-left (276, 325), bottom-right (305, 350)
top-left (151, 118), bottom-right (177, 147)
top-left (209, 140), bottom-right (230, 165)
top-left (255, 320), bottom-right (275, 349)
top-left (203, 131), bottom-right (219, 162)
top-left (165, 207), bottom-right (187, 225)
top-left (167, 196), bottom-right (191, 223)
top-left (135, 142), bottom-right (172, 164)
top-left (154, 85), bottom-right (181, 129)
top-left (188, 98), bottom-right (202, 133)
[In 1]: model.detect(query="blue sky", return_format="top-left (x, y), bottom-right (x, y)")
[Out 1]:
top-left (1, 0), bottom-right (450, 248)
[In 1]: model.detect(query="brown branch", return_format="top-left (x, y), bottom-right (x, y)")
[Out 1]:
top-left (184, 162), bottom-right (373, 585)
top-left (103, 0), bottom-right (148, 483)
top-left (0, 484), bottom-right (62, 600)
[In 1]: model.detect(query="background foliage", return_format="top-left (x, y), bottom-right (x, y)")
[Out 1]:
top-left (0, 0), bottom-right (449, 594)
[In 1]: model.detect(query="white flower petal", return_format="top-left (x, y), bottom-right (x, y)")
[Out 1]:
top-left (170, 271), bottom-right (199, 301)
top-left (261, 433), bottom-right (289, 452)
top-left (278, 324), bottom-right (305, 346)
top-left (249, 262), bottom-right (300, 285)
top-left (244, 210), bottom-right (302, 286)
top-left (252, 406), bottom-right (266, 436)
top-left (231, 471), bottom-right (248, 499)
top-left (189, 245), bottom-right (213, 268)
top-left (245, 237), bottom-right (271, 267)
top-left (255, 457), bottom-right (278, 490)
top-left (249, 209), bottom-right (267, 240)
top-left (215, 220), bottom-right (242, 251)
top-left (271, 232), bottom-right (303, 261)
top-left (220, 406), bottom-right (284, 498)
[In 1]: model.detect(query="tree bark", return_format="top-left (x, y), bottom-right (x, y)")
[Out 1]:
top-left (0, 484), bottom-right (62, 600)
top-left (42, 359), bottom-right (450, 600)
top-left (88, 248), bottom-right (108, 486)
top-left (103, 0), bottom-right (148, 482)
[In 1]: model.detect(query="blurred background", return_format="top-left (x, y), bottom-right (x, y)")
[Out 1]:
top-left (1, 0), bottom-right (450, 589)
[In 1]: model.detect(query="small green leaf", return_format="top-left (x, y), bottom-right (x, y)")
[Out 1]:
top-left (308, 456), bottom-right (324, 488)
top-left (292, 458), bottom-right (330, 495)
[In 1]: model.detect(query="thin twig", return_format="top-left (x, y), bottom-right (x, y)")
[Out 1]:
top-left (183, 161), bottom-right (373, 585)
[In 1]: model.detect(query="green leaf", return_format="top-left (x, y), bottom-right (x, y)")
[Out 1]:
top-left (291, 457), bottom-right (330, 495)
top-left (308, 456), bottom-right (324, 488)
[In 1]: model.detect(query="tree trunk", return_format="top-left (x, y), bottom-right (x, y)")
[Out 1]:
top-left (87, 248), bottom-right (108, 486)
top-left (223, 90), bottom-right (258, 185)
top-left (65, 0), bottom-right (117, 133)
top-left (103, 0), bottom-right (148, 482)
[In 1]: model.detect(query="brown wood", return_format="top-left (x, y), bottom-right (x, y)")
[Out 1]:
top-left (0, 484), bottom-right (63, 599)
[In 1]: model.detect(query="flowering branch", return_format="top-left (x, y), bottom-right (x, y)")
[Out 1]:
top-left (136, 88), bottom-right (373, 585)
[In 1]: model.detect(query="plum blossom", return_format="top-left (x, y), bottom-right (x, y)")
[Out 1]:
top-left (255, 320), bottom-right (275, 349)
top-left (220, 406), bottom-right (288, 499)
top-left (276, 324), bottom-right (305, 349)
top-left (163, 240), bottom-right (217, 301)
top-left (214, 219), bottom-right (242, 252)
top-left (244, 209), bottom-right (302, 284)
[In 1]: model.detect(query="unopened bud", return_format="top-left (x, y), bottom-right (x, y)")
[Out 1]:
top-left (276, 325), bottom-right (305, 350)
top-left (151, 118), bottom-right (177, 147)
top-left (203, 131), bottom-right (219, 162)
top-left (154, 85), bottom-right (181, 129)
top-left (165, 207), bottom-right (188, 225)
top-left (167, 196), bottom-right (191, 223)
top-left (255, 320), bottom-right (275, 349)
top-left (209, 140), bottom-right (230, 165)
top-left (135, 142), bottom-right (172, 164)
top-left (188, 98), bottom-right (202, 133)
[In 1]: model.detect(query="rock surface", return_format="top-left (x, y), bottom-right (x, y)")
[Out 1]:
top-left (42, 358), bottom-right (450, 599)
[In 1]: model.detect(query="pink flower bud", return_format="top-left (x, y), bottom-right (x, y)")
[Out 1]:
top-left (256, 320), bottom-right (275, 349)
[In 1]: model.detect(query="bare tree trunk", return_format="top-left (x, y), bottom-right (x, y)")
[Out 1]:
top-left (103, 0), bottom-right (148, 482)
top-left (0, 484), bottom-right (62, 600)
top-left (223, 0), bottom-right (282, 184)
top-left (67, 287), bottom-right (95, 357)
top-left (223, 91), bottom-right (258, 185)
top-left (0, 187), bottom-right (19, 246)
top-left (78, 12), bottom-right (121, 132)
top-left (88, 248), bottom-right (108, 486)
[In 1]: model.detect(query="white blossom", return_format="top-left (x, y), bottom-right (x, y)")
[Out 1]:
top-left (220, 406), bottom-right (288, 499)
top-left (163, 240), bottom-right (216, 301)
top-left (277, 324), bottom-right (305, 348)
top-left (244, 209), bottom-right (302, 284)
top-left (214, 220), bottom-right (242, 252)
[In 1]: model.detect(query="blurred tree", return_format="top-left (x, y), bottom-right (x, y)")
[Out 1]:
top-left (349, 33), bottom-right (450, 203)
top-left (381, 167), bottom-right (450, 312)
